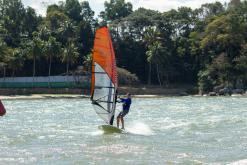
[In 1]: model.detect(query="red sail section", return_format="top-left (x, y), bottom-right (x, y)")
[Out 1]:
top-left (91, 26), bottom-right (117, 96)
top-left (0, 100), bottom-right (6, 116)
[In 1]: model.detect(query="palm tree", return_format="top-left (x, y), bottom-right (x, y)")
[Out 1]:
top-left (6, 48), bottom-right (25, 77)
top-left (62, 40), bottom-right (79, 80)
top-left (0, 40), bottom-right (10, 78)
top-left (26, 32), bottom-right (44, 87)
top-left (58, 20), bottom-right (76, 44)
top-left (83, 53), bottom-right (92, 72)
top-left (44, 36), bottom-right (61, 76)
top-left (44, 36), bottom-right (61, 87)
top-left (146, 41), bottom-right (166, 86)
top-left (144, 27), bottom-right (161, 85)
top-left (0, 62), bottom-right (7, 81)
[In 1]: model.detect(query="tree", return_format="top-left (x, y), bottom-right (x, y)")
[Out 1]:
top-left (175, 7), bottom-right (194, 37)
top-left (82, 53), bottom-right (92, 72)
top-left (44, 36), bottom-right (61, 78)
top-left (64, 0), bottom-right (82, 22)
top-left (0, 0), bottom-right (26, 47)
top-left (198, 69), bottom-right (215, 94)
top-left (58, 20), bottom-right (76, 45)
top-left (78, 21), bottom-right (93, 56)
top-left (197, 2), bottom-right (224, 19)
top-left (103, 0), bottom-right (132, 21)
top-left (229, 0), bottom-right (241, 9)
top-left (0, 0), bottom-right (247, 90)
top-left (46, 10), bottom-right (69, 32)
top-left (146, 41), bottom-right (161, 86)
top-left (5, 48), bottom-right (25, 76)
top-left (62, 40), bottom-right (79, 77)
top-left (234, 43), bottom-right (247, 86)
top-left (26, 32), bottom-right (44, 83)
top-left (23, 7), bottom-right (40, 37)
top-left (0, 39), bottom-right (11, 77)
top-left (81, 1), bottom-right (94, 23)
top-left (144, 27), bottom-right (160, 85)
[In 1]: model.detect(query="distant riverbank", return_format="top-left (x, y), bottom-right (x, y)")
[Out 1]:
top-left (0, 94), bottom-right (87, 100)
top-left (0, 84), bottom-right (194, 97)
top-left (0, 94), bottom-right (169, 100)
top-left (1, 91), bottom-right (247, 100)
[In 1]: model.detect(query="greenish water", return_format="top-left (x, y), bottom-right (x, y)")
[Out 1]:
top-left (1, 97), bottom-right (247, 164)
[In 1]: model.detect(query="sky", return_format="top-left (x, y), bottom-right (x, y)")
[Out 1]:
top-left (22, 0), bottom-right (230, 17)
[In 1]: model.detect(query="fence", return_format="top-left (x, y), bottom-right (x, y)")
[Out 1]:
top-left (0, 75), bottom-right (90, 88)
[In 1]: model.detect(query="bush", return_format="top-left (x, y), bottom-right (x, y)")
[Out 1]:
top-left (117, 67), bottom-right (139, 85)
top-left (198, 69), bottom-right (214, 93)
top-left (186, 86), bottom-right (199, 95)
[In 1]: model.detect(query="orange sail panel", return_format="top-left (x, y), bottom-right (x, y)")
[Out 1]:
top-left (91, 26), bottom-right (118, 125)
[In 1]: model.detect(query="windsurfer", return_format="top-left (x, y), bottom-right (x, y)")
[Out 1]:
top-left (117, 93), bottom-right (132, 129)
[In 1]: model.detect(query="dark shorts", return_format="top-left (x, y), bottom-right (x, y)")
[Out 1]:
top-left (117, 110), bottom-right (129, 118)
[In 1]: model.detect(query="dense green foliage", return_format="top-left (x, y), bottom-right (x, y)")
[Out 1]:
top-left (0, 0), bottom-right (247, 92)
top-left (117, 67), bottom-right (139, 85)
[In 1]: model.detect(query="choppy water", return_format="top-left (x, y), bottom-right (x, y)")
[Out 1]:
top-left (1, 97), bottom-right (247, 165)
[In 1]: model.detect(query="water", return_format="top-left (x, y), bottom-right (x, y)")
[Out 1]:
top-left (1, 97), bottom-right (247, 164)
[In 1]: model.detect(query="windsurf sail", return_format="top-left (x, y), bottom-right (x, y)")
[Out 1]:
top-left (91, 26), bottom-right (118, 125)
top-left (0, 100), bottom-right (6, 116)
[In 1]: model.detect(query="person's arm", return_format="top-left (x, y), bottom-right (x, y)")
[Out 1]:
top-left (116, 99), bottom-right (121, 103)
top-left (117, 98), bottom-right (126, 103)
top-left (116, 97), bottom-right (123, 103)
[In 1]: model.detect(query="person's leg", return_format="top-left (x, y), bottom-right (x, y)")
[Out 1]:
top-left (121, 117), bottom-right (124, 129)
top-left (117, 116), bottom-right (120, 128)
top-left (117, 112), bottom-right (122, 128)
top-left (120, 111), bottom-right (128, 129)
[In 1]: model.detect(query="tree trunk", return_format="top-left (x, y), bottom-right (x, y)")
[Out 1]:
top-left (166, 74), bottom-right (169, 87)
top-left (32, 55), bottom-right (36, 88)
top-left (3, 67), bottom-right (6, 87)
top-left (156, 64), bottom-right (162, 86)
top-left (48, 54), bottom-right (52, 88)
top-left (11, 69), bottom-right (15, 77)
top-left (66, 56), bottom-right (69, 76)
top-left (3, 67), bottom-right (6, 79)
top-left (66, 53), bottom-right (69, 86)
top-left (148, 62), bottom-right (152, 85)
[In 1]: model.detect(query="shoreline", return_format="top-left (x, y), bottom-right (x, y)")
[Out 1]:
top-left (0, 85), bottom-right (194, 99)
top-left (0, 94), bottom-right (88, 100)
top-left (1, 85), bottom-right (246, 100)
top-left (1, 93), bottom-right (246, 100)
top-left (0, 94), bottom-right (176, 100)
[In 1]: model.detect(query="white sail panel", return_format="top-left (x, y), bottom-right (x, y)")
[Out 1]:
top-left (92, 62), bottom-right (116, 124)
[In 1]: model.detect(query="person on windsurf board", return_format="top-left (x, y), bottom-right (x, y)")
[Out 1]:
top-left (117, 93), bottom-right (132, 129)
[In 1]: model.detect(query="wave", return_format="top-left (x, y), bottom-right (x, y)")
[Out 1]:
top-left (126, 122), bottom-right (154, 136)
top-left (228, 159), bottom-right (247, 165)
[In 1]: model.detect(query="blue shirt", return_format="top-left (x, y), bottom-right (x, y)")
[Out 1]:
top-left (120, 98), bottom-right (131, 111)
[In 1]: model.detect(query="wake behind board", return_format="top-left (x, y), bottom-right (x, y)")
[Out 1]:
top-left (99, 125), bottom-right (124, 134)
